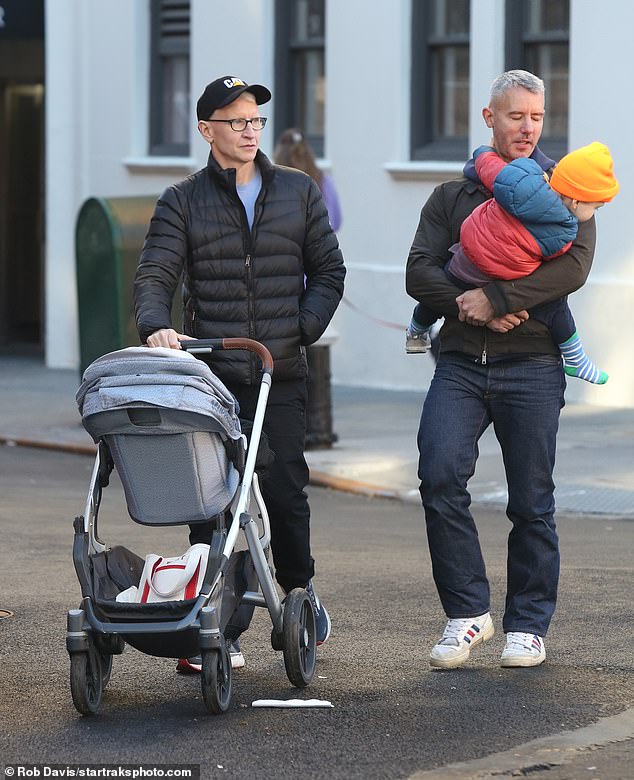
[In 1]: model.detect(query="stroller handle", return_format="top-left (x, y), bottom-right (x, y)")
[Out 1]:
top-left (181, 337), bottom-right (273, 376)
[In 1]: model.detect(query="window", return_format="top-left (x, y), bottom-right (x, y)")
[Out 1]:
top-left (506, 0), bottom-right (569, 159)
top-left (411, 0), bottom-right (470, 161)
top-left (150, 0), bottom-right (190, 156)
top-left (275, 0), bottom-right (325, 157)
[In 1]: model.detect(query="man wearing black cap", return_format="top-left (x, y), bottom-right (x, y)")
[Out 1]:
top-left (134, 76), bottom-right (345, 670)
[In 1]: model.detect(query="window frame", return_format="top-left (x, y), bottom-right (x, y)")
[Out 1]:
top-left (410, 0), bottom-right (470, 162)
top-left (149, 0), bottom-right (190, 157)
top-left (274, 0), bottom-right (326, 158)
top-left (505, 0), bottom-right (569, 160)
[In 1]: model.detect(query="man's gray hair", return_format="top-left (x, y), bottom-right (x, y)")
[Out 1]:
top-left (490, 70), bottom-right (545, 102)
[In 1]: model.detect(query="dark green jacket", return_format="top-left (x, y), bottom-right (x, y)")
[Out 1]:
top-left (405, 174), bottom-right (596, 361)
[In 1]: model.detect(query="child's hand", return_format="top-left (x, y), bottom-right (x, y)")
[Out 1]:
top-left (486, 311), bottom-right (529, 333)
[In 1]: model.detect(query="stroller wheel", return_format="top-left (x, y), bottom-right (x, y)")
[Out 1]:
top-left (201, 644), bottom-right (232, 714)
top-left (70, 648), bottom-right (103, 715)
top-left (282, 588), bottom-right (316, 688)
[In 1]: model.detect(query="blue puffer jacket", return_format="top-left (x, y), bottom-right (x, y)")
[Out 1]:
top-left (459, 146), bottom-right (578, 279)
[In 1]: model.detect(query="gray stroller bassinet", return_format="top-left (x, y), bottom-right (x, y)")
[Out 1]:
top-left (76, 346), bottom-right (241, 525)
top-left (67, 339), bottom-right (317, 716)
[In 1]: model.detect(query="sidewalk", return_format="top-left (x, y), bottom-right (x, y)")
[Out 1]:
top-left (1, 353), bottom-right (633, 517)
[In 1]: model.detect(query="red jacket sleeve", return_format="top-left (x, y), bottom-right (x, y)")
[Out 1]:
top-left (473, 147), bottom-right (505, 192)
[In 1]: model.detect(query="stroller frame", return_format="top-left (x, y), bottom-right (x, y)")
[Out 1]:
top-left (67, 338), bottom-right (316, 715)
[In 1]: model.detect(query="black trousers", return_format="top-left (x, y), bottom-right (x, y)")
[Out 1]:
top-left (190, 378), bottom-right (314, 592)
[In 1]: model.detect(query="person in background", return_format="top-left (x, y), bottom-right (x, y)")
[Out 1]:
top-left (406, 70), bottom-right (598, 670)
top-left (134, 76), bottom-right (345, 672)
top-left (274, 128), bottom-right (342, 232)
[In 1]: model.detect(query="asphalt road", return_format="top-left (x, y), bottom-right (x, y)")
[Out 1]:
top-left (1, 444), bottom-right (633, 779)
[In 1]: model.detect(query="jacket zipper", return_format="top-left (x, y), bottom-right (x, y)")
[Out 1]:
top-left (236, 172), bottom-right (265, 382)
top-left (245, 251), bottom-right (257, 382)
top-left (245, 189), bottom-right (266, 382)
top-left (481, 331), bottom-right (487, 365)
top-left (245, 251), bottom-right (254, 340)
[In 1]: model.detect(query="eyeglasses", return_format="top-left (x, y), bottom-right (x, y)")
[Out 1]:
top-left (206, 117), bottom-right (267, 132)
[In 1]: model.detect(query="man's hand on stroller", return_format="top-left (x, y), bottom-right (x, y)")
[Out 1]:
top-left (146, 328), bottom-right (194, 349)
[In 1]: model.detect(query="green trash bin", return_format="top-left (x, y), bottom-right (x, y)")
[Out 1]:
top-left (75, 195), bottom-right (180, 375)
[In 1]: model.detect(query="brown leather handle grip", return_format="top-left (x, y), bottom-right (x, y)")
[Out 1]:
top-left (181, 337), bottom-right (274, 375)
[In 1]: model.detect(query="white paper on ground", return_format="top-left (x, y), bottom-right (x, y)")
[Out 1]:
top-left (251, 699), bottom-right (334, 708)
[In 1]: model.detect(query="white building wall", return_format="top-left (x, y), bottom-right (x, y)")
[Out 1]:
top-left (563, 0), bottom-right (634, 407)
top-left (190, 0), bottom-right (275, 161)
top-left (327, 1), bottom-right (434, 392)
top-left (45, 0), bottom-right (85, 368)
top-left (329, 0), bottom-right (506, 394)
top-left (43, 0), bottom-right (634, 407)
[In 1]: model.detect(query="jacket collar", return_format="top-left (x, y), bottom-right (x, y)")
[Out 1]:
top-left (205, 148), bottom-right (275, 189)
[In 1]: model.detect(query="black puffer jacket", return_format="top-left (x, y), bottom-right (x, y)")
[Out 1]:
top-left (134, 150), bottom-right (345, 385)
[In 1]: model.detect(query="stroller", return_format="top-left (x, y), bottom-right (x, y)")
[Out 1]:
top-left (68, 338), bottom-right (316, 715)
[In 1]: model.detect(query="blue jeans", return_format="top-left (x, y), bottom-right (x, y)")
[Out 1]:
top-left (418, 352), bottom-right (566, 636)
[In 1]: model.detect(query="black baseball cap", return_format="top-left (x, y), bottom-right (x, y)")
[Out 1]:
top-left (196, 76), bottom-right (271, 121)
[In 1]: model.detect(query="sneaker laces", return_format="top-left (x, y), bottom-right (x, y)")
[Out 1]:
top-left (505, 632), bottom-right (540, 652)
top-left (438, 617), bottom-right (481, 647)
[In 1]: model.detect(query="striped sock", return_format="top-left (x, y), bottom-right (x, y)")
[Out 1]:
top-left (559, 331), bottom-right (608, 385)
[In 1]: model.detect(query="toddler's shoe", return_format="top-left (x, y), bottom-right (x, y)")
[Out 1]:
top-left (405, 328), bottom-right (431, 354)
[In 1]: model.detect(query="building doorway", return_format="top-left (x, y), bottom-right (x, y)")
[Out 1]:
top-left (0, 83), bottom-right (44, 348)
top-left (0, 0), bottom-right (45, 352)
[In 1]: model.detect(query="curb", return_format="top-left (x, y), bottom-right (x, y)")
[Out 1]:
top-left (308, 468), bottom-right (401, 500)
top-left (4, 436), bottom-right (633, 518)
top-left (410, 707), bottom-right (634, 779)
top-left (0, 435), bottom-right (402, 501)
top-left (0, 435), bottom-right (96, 456)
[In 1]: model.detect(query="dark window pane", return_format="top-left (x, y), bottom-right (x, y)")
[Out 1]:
top-left (161, 55), bottom-right (189, 146)
top-left (293, 49), bottom-right (325, 137)
top-left (276, 0), bottom-right (325, 156)
top-left (292, 0), bottom-right (325, 41)
top-left (525, 0), bottom-right (569, 34)
top-left (431, 45), bottom-right (469, 139)
top-left (411, 0), bottom-right (470, 159)
top-left (506, 0), bottom-right (569, 154)
top-left (150, 0), bottom-right (190, 155)
top-left (432, 0), bottom-right (470, 36)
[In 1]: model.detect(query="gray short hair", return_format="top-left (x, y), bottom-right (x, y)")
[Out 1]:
top-left (490, 70), bottom-right (545, 103)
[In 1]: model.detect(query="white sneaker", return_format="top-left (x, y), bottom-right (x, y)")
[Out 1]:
top-left (230, 640), bottom-right (245, 669)
top-left (429, 613), bottom-right (494, 669)
top-left (500, 632), bottom-right (545, 667)
top-left (405, 328), bottom-right (432, 354)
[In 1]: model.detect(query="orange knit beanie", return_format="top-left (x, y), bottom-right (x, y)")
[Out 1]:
top-left (550, 142), bottom-right (619, 202)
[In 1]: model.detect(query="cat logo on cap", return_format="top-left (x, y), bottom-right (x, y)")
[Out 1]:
top-left (224, 77), bottom-right (247, 89)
